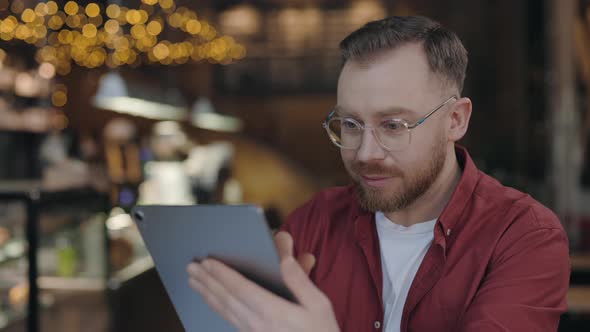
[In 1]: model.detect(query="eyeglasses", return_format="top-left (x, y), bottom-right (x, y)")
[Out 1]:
top-left (322, 96), bottom-right (457, 152)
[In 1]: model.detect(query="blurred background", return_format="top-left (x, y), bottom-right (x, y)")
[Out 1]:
top-left (0, 0), bottom-right (588, 331)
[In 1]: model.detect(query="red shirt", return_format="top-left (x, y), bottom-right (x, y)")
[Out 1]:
top-left (282, 146), bottom-right (570, 332)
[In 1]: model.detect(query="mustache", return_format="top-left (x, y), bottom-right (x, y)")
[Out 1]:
top-left (350, 161), bottom-right (404, 177)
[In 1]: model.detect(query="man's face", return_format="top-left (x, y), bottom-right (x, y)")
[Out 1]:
top-left (336, 43), bottom-right (451, 213)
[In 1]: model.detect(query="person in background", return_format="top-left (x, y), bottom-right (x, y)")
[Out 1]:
top-left (187, 16), bottom-right (570, 332)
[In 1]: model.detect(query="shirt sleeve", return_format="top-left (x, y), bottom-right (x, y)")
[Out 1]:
top-left (458, 225), bottom-right (570, 332)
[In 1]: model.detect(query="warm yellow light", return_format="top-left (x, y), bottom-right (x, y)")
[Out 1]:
top-left (0, 17), bottom-right (17, 33)
top-left (0, 48), bottom-right (6, 62)
top-left (104, 20), bottom-right (119, 34)
top-left (113, 36), bottom-right (130, 49)
top-left (168, 43), bottom-right (179, 58)
top-left (138, 10), bottom-right (149, 24)
top-left (25, 36), bottom-right (38, 45)
top-left (58, 30), bottom-right (73, 44)
top-left (168, 12), bottom-right (182, 28)
top-left (185, 19), bottom-right (201, 35)
top-left (126, 10), bottom-right (141, 25)
top-left (77, 14), bottom-right (88, 27)
top-left (21, 9), bottom-right (36, 23)
top-left (115, 48), bottom-right (131, 62)
top-left (33, 25), bottom-right (47, 38)
top-left (52, 90), bottom-right (67, 107)
top-left (33, 15), bottom-right (44, 25)
top-left (142, 0), bottom-right (158, 5)
top-left (47, 1), bottom-right (58, 15)
top-left (88, 50), bottom-right (105, 67)
top-left (85, 3), bottom-right (101, 18)
top-left (146, 21), bottom-right (162, 36)
top-left (48, 15), bottom-right (64, 30)
top-left (117, 7), bottom-right (129, 23)
top-left (153, 43), bottom-right (170, 60)
top-left (47, 32), bottom-right (58, 45)
top-left (159, 0), bottom-right (174, 10)
top-left (147, 50), bottom-right (157, 63)
top-left (82, 24), bottom-right (97, 38)
top-left (106, 5), bottom-right (120, 19)
top-left (64, 1), bottom-right (79, 16)
top-left (0, 33), bottom-right (13, 41)
top-left (138, 35), bottom-right (156, 49)
top-left (38, 62), bottom-right (56, 79)
top-left (130, 24), bottom-right (146, 39)
top-left (34, 3), bottom-right (48, 16)
top-left (65, 15), bottom-right (81, 28)
top-left (230, 44), bottom-right (246, 59)
top-left (127, 50), bottom-right (137, 64)
top-left (15, 25), bottom-right (31, 40)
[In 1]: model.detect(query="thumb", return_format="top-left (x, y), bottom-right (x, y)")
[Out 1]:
top-left (297, 253), bottom-right (316, 276)
top-left (281, 256), bottom-right (324, 308)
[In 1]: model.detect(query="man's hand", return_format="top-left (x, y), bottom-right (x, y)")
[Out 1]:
top-left (273, 231), bottom-right (316, 275)
top-left (186, 231), bottom-right (340, 332)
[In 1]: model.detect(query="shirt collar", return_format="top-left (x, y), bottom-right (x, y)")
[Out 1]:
top-left (352, 144), bottom-right (480, 235)
top-left (437, 145), bottom-right (479, 234)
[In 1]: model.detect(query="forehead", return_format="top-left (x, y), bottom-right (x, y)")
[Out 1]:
top-left (336, 43), bottom-right (443, 117)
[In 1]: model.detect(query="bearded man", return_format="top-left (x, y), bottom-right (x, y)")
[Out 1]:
top-left (187, 15), bottom-right (570, 332)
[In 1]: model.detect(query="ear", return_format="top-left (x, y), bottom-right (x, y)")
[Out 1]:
top-left (447, 97), bottom-right (472, 142)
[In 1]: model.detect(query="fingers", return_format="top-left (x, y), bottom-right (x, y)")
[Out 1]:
top-left (274, 231), bottom-right (293, 259)
top-left (280, 256), bottom-right (329, 310)
top-left (190, 259), bottom-right (294, 315)
top-left (297, 253), bottom-right (316, 276)
top-left (275, 231), bottom-right (316, 275)
top-left (187, 263), bottom-right (251, 328)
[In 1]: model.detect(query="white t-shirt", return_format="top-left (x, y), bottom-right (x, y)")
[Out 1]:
top-left (375, 212), bottom-right (436, 332)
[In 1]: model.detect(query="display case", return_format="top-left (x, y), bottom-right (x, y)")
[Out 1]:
top-left (0, 181), bottom-right (109, 332)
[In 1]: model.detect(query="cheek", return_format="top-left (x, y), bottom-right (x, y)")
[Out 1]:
top-left (340, 149), bottom-right (355, 164)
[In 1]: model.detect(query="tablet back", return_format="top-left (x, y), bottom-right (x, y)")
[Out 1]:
top-left (131, 205), bottom-right (291, 332)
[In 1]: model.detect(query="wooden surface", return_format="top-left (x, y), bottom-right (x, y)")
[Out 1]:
top-left (568, 286), bottom-right (590, 313)
top-left (571, 254), bottom-right (590, 271)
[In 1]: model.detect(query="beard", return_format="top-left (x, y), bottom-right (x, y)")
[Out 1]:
top-left (349, 139), bottom-right (447, 213)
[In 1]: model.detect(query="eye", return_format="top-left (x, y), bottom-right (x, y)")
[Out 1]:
top-left (381, 120), bottom-right (406, 133)
top-left (342, 119), bottom-right (360, 130)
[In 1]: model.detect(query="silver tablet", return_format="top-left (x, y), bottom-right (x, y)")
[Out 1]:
top-left (131, 205), bottom-right (294, 332)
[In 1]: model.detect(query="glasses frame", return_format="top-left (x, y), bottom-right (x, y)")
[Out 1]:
top-left (322, 96), bottom-right (458, 151)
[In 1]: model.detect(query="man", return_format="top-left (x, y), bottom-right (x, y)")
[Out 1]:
top-left (187, 16), bottom-right (570, 331)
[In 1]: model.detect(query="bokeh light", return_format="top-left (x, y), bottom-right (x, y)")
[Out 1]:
top-left (0, 0), bottom-right (246, 73)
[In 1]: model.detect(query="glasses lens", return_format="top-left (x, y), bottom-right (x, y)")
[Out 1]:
top-left (326, 118), bottom-right (361, 149)
top-left (376, 119), bottom-right (410, 151)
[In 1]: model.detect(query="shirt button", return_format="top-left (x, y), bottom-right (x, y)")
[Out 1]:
top-left (374, 321), bottom-right (381, 329)
top-left (446, 229), bottom-right (452, 236)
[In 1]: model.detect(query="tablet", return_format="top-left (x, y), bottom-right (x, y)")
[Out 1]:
top-left (131, 205), bottom-right (295, 332)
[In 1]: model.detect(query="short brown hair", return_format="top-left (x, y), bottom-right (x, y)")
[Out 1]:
top-left (339, 16), bottom-right (468, 93)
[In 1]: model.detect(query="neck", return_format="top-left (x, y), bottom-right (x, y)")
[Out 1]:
top-left (383, 146), bottom-right (462, 227)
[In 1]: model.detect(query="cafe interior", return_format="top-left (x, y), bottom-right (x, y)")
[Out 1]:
top-left (0, 0), bottom-right (589, 331)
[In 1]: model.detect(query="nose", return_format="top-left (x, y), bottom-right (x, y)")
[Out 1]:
top-left (356, 127), bottom-right (386, 162)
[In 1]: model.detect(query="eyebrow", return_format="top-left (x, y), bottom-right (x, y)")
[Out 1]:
top-left (333, 106), bottom-right (416, 118)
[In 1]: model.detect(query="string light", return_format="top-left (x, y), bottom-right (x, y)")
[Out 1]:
top-left (0, 0), bottom-right (246, 74)
top-left (46, 2), bottom-right (58, 15)
top-left (34, 3), bottom-right (48, 17)
top-left (106, 5), bottom-right (121, 19)
top-left (85, 3), bottom-right (100, 18)
top-left (64, 1), bottom-right (79, 16)
top-left (51, 90), bottom-right (67, 107)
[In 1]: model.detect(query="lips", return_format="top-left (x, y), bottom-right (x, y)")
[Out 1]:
top-left (360, 175), bottom-right (393, 187)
